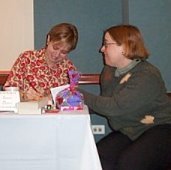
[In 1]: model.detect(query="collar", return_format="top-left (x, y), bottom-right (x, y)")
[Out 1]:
top-left (115, 59), bottom-right (141, 77)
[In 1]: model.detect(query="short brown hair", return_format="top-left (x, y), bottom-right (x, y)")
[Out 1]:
top-left (105, 25), bottom-right (149, 59)
top-left (47, 23), bottom-right (78, 51)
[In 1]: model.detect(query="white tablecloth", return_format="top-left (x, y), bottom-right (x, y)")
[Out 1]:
top-left (0, 106), bottom-right (102, 170)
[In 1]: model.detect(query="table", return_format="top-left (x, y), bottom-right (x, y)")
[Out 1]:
top-left (0, 106), bottom-right (102, 170)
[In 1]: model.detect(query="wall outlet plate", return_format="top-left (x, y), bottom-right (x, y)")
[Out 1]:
top-left (91, 125), bottom-right (105, 134)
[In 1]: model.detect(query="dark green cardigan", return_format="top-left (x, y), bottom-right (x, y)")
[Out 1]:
top-left (80, 61), bottom-right (171, 140)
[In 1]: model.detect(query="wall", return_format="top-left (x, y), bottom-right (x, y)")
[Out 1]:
top-left (34, 0), bottom-right (122, 141)
top-left (1, 0), bottom-right (170, 142)
top-left (34, 0), bottom-right (171, 142)
top-left (129, 0), bottom-right (171, 91)
top-left (34, 0), bottom-right (171, 141)
top-left (34, 0), bottom-right (122, 73)
top-left (0, 0), bottom-right (34, 70)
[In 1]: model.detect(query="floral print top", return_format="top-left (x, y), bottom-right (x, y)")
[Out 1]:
top-left (4, 48), bottom-right (76, 97)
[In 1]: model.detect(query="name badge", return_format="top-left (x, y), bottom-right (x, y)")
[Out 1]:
top-left (0, 91), bottom-right (20, 113)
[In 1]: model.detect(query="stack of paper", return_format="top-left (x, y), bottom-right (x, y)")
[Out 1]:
top-left (17, 97), bottom-right (49, 115)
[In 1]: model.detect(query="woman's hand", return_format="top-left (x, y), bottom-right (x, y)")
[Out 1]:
top-left (21, 87), bottom-right (44, 101)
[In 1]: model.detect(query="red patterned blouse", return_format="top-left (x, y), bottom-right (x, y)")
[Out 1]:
top-left (4, 48), bottom-right (76, 97)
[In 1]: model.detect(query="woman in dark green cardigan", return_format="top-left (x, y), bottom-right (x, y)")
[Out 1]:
top-left (79, 25), bottom-right (171, 170)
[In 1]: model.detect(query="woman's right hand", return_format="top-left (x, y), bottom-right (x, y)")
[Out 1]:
top-left (21, 87), bottom-right (44, 101)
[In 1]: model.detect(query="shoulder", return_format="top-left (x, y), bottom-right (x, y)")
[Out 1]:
top-left (100, 65), bottom-right (116, 82)
top-left (129, 61), bottom-right (166, 91)
top-left (133, 60), bottom-right (162, 79)
top-left (16, 48), bottom-right (45, 62)
top-left (20, 48), bottom-right (45, 57)
top-left (62, 58), bottom-right (75, 66)
top-left (101, 65), bottom-right (116, 76)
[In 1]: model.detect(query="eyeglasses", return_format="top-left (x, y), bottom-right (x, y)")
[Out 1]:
top-left (102, 42), bottom-right (118, 47)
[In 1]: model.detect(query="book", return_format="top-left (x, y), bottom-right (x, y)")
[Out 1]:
top-left (17, 97), bottom-right (49, 115)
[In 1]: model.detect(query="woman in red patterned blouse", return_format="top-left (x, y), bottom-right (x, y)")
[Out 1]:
top-left (4, 23), bottom-right (78, 101)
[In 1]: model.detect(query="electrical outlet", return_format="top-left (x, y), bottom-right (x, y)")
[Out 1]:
top-left (91, 125), bottom-right (105, 134)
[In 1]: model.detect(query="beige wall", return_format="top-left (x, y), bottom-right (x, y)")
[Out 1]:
top-left (0, 0), bottom-right (34, 70)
